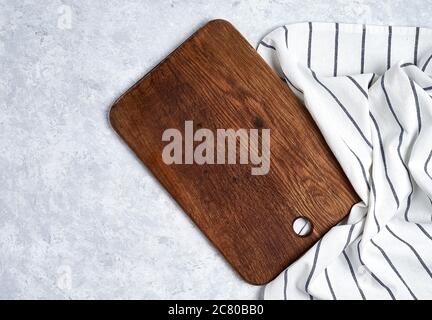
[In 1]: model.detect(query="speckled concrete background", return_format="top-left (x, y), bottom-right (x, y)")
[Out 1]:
top-left (0, 0), bottom-right (430, 300)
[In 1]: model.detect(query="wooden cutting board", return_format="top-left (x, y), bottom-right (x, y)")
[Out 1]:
top-left (110, 19), bottom-right (359, 285)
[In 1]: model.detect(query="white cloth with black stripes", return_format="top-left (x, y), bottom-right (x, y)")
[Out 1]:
top-left (258, 22), bottom-right (432, 300)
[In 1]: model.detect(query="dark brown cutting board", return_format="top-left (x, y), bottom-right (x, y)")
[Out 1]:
top-left (110, 19), bottom-right (359, 285)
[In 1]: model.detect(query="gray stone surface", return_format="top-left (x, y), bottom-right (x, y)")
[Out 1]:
top-left (0, 0), bottom-right (430, 299)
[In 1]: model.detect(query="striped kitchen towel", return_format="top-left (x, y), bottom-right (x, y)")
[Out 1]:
top-left (258, 22), bottom-right (432, 300)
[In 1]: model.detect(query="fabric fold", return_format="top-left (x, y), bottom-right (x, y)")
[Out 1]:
top-left (258, 22), bottom-right (432, 300)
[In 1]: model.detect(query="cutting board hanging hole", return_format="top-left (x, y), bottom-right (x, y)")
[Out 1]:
top-left (293, 217), bottom-right (312, 237)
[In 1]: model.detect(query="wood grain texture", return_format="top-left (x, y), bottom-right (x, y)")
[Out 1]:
top-left (109, 19), bottom-right (359, 285)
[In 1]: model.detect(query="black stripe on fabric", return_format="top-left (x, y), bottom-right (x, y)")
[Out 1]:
top-left (414, 27), bottom-right (420, 65)
top-left (401, 62), bottom-right (415, 68)
top-left (383, 76), bottom-right (417, 220)
top-left (281, 74), bottom-right (303, 94)
top-left (283, 269), bottom-right (288, 300)
top-left (344, 224), bottom-right (356, 249)
top-left (410, 80), bottom-right (422, 134)
top-left (370, 239), bottom-right (417, 299)
top-left (334, 23), bottom-right (339, 77)
top-left (416, 223), bottom-right (432, 241)
top-left (425, 151), bottom-right (432, 181)
top-left (342, 225), bottom-right (364, 299)
top-left (298, 220), bottom-right (308, 234)
top-left (357, 240), bottom-right (396, 299)
top-left (369, 112), bottom-right (400, 208)
top-left (305, 239), bottom-right (322, 300)
top-left (259, 40), bottom-right (276, 50)
top-left (387, 26), bottom-right (392, 70)
top-left (361, 25), bottom-right (366, 74)
top-left (429, 197), bottom-right (432, 220)
top-left (368, 74), bottom-right (375, 88)
top-left (382, 75), bottom-right (409, 199)
top-left (283, 25), bottom-right (288, 49)
top-left (312, 71), bottom-right (373, 149)
top-left (422, 52), bottom-right (432, 71)
top-left (347, 75), bottom-right (368, 98)
top-left (342, 251), bottom-right (366, 299)
top-left (381, 75), bottom-right (403, 130)
top-left (370, 179), bottom-right (380, 232)
top-left (308, 22), bottom-right (312, 69)
top-left (370, 272), bottom-right (396, 300)
top-left (404, 186), bottom-right (414, 222)
top-left (325, 269), bottom-right (337, 300)
top-left (269, 33), bottom-right (302, 96)
top-left (382, 75), bottom-right (416, 217)
top-left (423, 86), bottom-right (432, 91)
top-left (386, 225), bottom-right (432, 278)
top-left (344, 141), bottom-right (371, 192)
